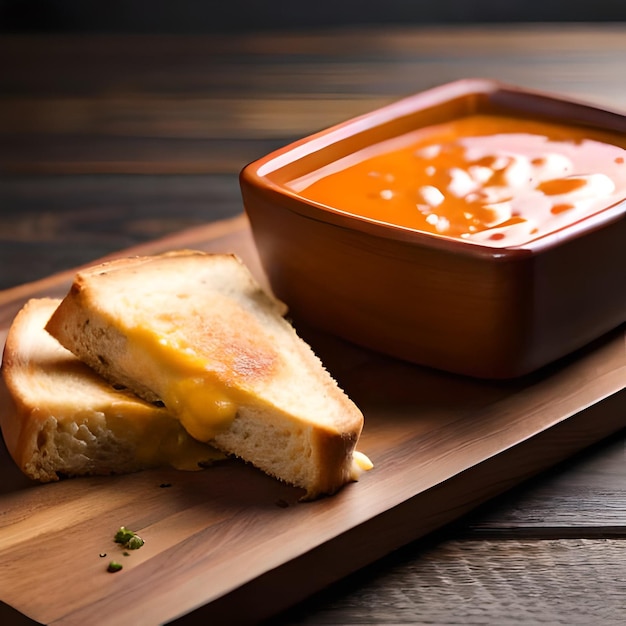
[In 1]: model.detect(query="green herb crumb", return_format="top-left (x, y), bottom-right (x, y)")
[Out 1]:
top-left (114, 526), bottom-right (144, 550)
top-left (107, 561), bottom-right (123, 573)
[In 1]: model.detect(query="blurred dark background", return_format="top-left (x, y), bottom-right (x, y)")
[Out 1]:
top-left (1, 0), bottom-right (625, 289)
top-left (1, 0), bottom-right (625, 33)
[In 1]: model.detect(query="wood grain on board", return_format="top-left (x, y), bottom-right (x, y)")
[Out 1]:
top-left (0, 216), bottom-right (624, 625)
top-left (2, 24), bottom-right (626, 625)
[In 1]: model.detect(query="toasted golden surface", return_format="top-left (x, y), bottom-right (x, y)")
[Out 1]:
top-left (1, 297), bottom-right (221, 482)
top-left (46, 251), bottom-right (365, 498)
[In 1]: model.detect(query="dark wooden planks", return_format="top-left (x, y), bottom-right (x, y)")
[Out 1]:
top-left (1, 26), bottom-right (626, 176)
top-left (0, 175), bottom-right (243, 289)
top-left (0, 136), bottom-right (285, 175)
top-left (268, 431), bottom-right (626, 625)
top-left (2, 27), bottom-right (626, 93)
top-left (270, 537), bottom-right (626, 625)
top-left (465, 433), bottom-right (626, 535)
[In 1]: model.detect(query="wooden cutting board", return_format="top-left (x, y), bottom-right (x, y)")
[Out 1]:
top-left (1, 214), bottom-right (624, 626)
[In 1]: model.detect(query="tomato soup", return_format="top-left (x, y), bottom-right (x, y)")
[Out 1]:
top-left (289, 114), bottom-right (626, 247)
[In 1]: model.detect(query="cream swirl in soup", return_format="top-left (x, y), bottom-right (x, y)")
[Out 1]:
top-left (290, 114), bottom-right (626, 247)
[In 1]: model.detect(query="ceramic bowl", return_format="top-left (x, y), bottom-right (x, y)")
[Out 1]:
top-left (240, 79), bottom-right (625, 378)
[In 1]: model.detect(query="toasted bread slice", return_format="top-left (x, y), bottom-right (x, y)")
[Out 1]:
top-left (46, 251), bottom-right (366, 498)
top-left (1, 298), bottom-right (221, 482)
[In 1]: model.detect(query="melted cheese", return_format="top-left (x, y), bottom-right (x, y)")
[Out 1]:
top-left (350, 449), bottom-right (374, 481)
top-left (165, 377), bottom-right (238, 442)
top-left (2, 297), bottom-right (224, 477)
top-left (123, 311), bottom-right (278, 442)
top-left (100, 405), bottom-right (223, 470)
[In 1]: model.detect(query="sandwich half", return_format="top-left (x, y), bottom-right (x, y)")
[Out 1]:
top-left (1, 297), bottom-right (221, 482)
top-left (46, 251), bottom-right (367, 498)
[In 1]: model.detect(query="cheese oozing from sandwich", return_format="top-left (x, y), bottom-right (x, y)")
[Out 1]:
top-left (0, 298), bottom-right (223, 482)
top-left (45, 252), bottom-right (369, 498)
top-left (123, 291), bottom-right (282, 442)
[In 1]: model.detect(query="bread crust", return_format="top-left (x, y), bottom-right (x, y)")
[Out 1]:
top-left (46, 251), bottom-right (365, 497)
top-left (1, 297), bottom-right (220, 481)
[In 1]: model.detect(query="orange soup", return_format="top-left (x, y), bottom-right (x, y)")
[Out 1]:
top-left (289, 114), bottom-right (626, 247)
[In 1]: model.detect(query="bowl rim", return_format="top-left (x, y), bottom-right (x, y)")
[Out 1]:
top-left (240, 78), bottom-right (626, 258)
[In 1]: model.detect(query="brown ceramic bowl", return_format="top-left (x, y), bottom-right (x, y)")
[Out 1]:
top-left (240, 79), bottom-right (626, 379)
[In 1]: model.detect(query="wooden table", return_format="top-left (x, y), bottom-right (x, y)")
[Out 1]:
top-left (1, 25), bottom-right (625, 624)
